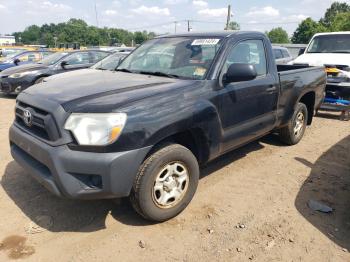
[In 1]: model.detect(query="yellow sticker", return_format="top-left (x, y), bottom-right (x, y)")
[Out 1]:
top-left (193, 67), bottom-right (207, 76)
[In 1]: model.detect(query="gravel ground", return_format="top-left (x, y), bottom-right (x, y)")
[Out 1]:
top-left (0, 95), bottom-right (349, 262)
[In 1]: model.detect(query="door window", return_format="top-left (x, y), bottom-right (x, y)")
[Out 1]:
top-left (273, 49), bottom-right (283, 59)
top-left (224, 39), bottom-right (267, 76)
top-left (65, 52), bottom-right (90, 65)
top-left (17, 52), bottom-right (41, 62)
top-left (90, 51), bottom-right (109, 63)
top-left (281, 49), bottom-right (290, 58)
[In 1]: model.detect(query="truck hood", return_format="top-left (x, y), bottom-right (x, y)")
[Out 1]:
top-left (293, 53), bottom-right (350, 67)
top-left (0, 63), bottom-right (48, 76)
top-left (22, 70), bottom-right (185, 112)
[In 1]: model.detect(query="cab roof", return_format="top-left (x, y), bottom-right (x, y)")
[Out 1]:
top-left (314, 31), bottom-right (350, 36)
top-left (156, 31), bottom-right (266, 39)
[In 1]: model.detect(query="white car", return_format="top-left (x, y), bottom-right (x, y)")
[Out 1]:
top-left (273, 46), bottom-right (293, 65)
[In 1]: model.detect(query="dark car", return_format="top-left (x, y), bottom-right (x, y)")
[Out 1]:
top-left (10, 31), bottom-right (326, 221)
top-left (273, 46), bottom-right (293, 64)
top-left (91, 51), bottom-right (129, 71)
top-left (0, 50), bottom-right (110, 94)
top-left (42, 51), bottom-right (130, 84)
top-left (0, 50), bottom-right (53, 72)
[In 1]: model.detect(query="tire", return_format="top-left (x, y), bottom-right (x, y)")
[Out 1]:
top-left (34, 77), bottom-right (45, 84)
top-left (279, 102), bottom-right (308, 145)
top-left (130, 144), bottom-right (199, 222)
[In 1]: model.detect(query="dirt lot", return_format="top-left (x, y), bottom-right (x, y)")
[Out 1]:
top-left (0, 95), bottom-right (349, 262)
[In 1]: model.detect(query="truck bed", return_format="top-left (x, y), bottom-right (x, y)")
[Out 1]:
top-left (276, 64), bottom-right (326, 126)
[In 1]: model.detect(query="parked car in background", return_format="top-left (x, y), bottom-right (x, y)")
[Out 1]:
top-left (292, 32), bottom-right (350, 112)
top-left (42, 51), bottom-right (129, 85)
top-left (9, 31), bottom-right (326, 221)
top-left (0, 50), bottom-right (53, 72)
top-left (273, 46), bottom-right (293, 64)
top-left (92, 51), bottom-right (129, 71)
top-left (0, 50), bottom-right (110, 94)
top-left (0, 48), bottom-right (28, 62)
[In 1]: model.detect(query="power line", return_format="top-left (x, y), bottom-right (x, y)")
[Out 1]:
top-left (125, 19), bottom-right (302, 31)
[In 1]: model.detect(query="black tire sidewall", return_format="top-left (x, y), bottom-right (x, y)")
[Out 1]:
top-left (136, 145), bottom-right (199, 221)
top-left (34, 77), bottom-right (45, 84)
top-left (289, 103), bottom-right (308, 144)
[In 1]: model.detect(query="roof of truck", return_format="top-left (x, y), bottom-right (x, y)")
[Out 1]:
top-left (156, 31), bottom-right (265, 38)
top-left (314, 31), bottom-right (350, 36)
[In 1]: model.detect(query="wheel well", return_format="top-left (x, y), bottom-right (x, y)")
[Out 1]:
top-left (299, 92), bottom-right (315, 125)
top-left (147, 128), bottom-right (210, 165)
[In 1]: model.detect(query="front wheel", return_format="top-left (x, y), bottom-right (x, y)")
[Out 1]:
top-left (130, 144), bottom-right (199, 222)
top-left (279, 102), bottom-right (308, 145)
top-left (34, 77), bottom-right (46, 84)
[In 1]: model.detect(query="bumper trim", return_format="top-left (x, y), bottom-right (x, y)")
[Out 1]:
top-left (9, 124), bottom-right (152, 199)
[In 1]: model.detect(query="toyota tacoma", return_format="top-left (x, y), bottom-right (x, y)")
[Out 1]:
top-left (9, 31), bottom-right (326, 221)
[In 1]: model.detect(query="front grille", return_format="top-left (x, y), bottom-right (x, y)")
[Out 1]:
top-left (15, 101), bottom-right (61, 141)
top-left (0, 81), bottom-right (11, 92)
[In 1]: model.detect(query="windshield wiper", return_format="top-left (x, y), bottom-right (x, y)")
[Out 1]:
top-left (138, 71), bottom-right (180, 78)
top-left (115, 68), bottom-right (133, 73)
top-left (95, 67), bottom-right (107, 71)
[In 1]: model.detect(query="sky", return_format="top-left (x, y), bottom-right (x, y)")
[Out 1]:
top-left (0, 0), bottom-right (346, 36)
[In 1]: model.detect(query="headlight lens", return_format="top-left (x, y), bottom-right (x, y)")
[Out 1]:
top-left (9, 70), bottom-right (39, 78)
top-left (64, 113), bottom-right (127, 146)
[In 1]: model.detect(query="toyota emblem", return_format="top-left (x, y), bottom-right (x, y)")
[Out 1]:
top-left (23, 109), bottom-right (33, 127)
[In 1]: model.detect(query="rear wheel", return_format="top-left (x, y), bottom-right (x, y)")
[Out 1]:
top-left (130, 144), bottom-right (199, 222)
top-left (279, 102), bottom-right (308, 145)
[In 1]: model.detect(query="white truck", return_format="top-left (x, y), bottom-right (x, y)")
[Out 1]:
top-left (292, 32), bottom-right (350, 119)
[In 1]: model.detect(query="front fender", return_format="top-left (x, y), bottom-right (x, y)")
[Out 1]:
top-left (142, 99), bottom-right (222, 159)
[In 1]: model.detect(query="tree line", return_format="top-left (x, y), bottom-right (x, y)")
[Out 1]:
top-left (13, 19), bottom-right (156, 47)
top-left (266, 1), bottom-right (350, 44)
top-left (11, 1), bottom-right (350, 46)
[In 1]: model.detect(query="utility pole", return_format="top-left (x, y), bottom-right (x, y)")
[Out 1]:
top-left (94, 0), bottom-right (99, 28)
top-left (174, 21), bottom-right (178, 33)
top-left (187, 20), bottom-right (191, 32)
top-left (225, 5), bottom-right (231, 30)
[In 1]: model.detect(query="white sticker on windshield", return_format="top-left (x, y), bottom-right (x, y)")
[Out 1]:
top-left (191, 39), bottom-right (220, 46)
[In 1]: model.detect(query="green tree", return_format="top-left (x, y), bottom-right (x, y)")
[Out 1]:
top-left (11, 19), bottom-right (156, 47)
top-left (291, 18), bottom-right (327, 44)
top-left (266, 27), bottom-right (290, 43)
top-left (226, 21), bottom-right (240, 30)
top-left (320, 1), bottom-right (350, 28)
top-left (331, 12), bottom-right (350, 31)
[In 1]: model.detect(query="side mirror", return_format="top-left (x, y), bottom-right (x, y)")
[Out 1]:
top-left (60, 61), bottom-right (68, 68)
top-left (224, 63), bottom-right (257, 83)
top-left (14, 58), bottom-right (20, 65)
top-left (298, 48), bottom-right (306, 56)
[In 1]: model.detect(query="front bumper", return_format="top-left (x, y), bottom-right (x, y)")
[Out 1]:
top-left (9, 124), bottom-right (151, 199)
top-left (0, 77), bottom-right (33, 94)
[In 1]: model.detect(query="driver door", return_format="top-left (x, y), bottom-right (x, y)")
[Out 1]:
top-left (215, 39), bottom-right (279, 152)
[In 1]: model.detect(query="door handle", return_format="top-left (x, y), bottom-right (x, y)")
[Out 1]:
top-left (266, 86), bottom-right (277, 92)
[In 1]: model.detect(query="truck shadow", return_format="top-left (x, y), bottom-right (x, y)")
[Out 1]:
top-left (2, 135), bottom-right (276, 232)
top-left (0, 94), bottom-right (16, 100)
top-left (294, 135), bottom-right (350, 250)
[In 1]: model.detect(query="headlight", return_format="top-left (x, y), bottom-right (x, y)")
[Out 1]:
top-left (9, 70), bottom-right (40, 78)
top-left (64, 113), bottom-right (127, 146)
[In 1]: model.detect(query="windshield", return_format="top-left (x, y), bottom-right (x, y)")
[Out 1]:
top-left (39, 52), bottom-right (68, 65)
top-left (307, 34), bottom-right (350, 54)
top-left (92, 52), bottom-right (127, 70)
top-left (117, 37), bottom-right (223, 80)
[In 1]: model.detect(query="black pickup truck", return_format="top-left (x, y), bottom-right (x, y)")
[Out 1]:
top-left (9, 31), bottom-right (326, 221)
